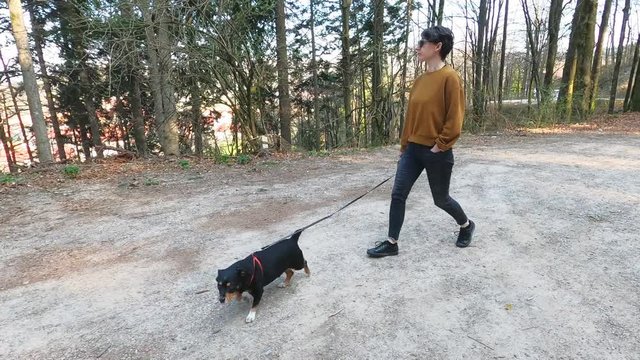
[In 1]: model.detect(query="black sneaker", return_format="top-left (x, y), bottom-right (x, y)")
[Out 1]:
top-left (367, 241), bottom-right (399, 258)
top-left (456, 220), bottom-right (475, 248)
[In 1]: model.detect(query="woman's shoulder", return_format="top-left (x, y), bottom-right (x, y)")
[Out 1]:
top-left (442, 66), bottom-right (463, 83)
top-left (442, 65), bottom-right (462, 77)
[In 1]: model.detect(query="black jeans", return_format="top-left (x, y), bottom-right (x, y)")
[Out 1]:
top-left (388, 142), bottom-right (468, 240)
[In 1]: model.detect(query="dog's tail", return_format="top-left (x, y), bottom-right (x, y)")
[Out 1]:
top-left (261, 229), bottom-right (304, 250)
top-left (289, 229), bottom-right (303, 242)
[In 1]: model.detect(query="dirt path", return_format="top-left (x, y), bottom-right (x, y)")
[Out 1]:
top-left (1, 132), bottom-right (639, 359)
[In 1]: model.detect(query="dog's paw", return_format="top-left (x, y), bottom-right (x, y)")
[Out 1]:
top-left (277, 281), bottom-right (289, 288)
top-left (245, 310), bottom-right (256, 323)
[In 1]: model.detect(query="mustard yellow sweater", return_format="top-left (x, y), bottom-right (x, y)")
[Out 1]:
top-left (400, 64), bottom-right (465, 152)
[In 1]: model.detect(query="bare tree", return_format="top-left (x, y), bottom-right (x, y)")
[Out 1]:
top-left (497, 0), bottom-right (509, 109)
top-left (0, 49), bottom-right (34, 163)
top-left (276, 0), bottom-right (292, 151)
top-left (138, 0), bottom-right (180, 155)
top-left (341, 0), bottom-right (353, 145)
top-left (609, 0), bottom-right (631, 113)
top-left (473, 0), bottom-right (489, 118)
top-left (623, 34), bottom-right (640, 111)
top-left (28, 1), bottom-right (66, 161)
top-left (6, 0), bottom-right (53, 164)
top-left (399, 0), bottom-right (413, 134)
top-left (588, 0), bottom-right (613, 112)
top-left (371, 0), bottom-right (385, 145)
top-left (308, 0), bottom-right (320, 149)
top-left (542, 0), bottom-right (563, 104)
top-left (0, 112), bottom-right (16, 172)
top-left (521, 0), bottom-right (542, 107)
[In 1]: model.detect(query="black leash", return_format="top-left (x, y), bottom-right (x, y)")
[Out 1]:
top-left (263, 174), bottom-right (395, 249)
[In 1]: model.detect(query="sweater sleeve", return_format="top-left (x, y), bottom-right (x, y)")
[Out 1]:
top-left (435, 73), bottom-right (465, 151)
top-left (400, 87), bottom-right (414, 152)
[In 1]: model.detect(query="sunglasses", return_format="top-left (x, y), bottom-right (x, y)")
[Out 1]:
top-left (418, 39), bottom-right (442, 48)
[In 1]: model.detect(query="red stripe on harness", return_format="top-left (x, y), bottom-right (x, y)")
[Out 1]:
top-left (248, 254), bottom-right (263, 286)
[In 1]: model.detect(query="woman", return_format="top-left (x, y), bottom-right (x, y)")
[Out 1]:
top-left (367, 26), bottom-right (475, 258)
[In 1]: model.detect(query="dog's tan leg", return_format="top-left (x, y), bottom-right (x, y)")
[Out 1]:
top-left (278, 269), bottom-right (294, 288)
top-left (303, 262), bottom-right (311, 276)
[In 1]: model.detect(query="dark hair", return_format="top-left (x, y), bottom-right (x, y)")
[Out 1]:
top-left (421, 26), bottom-right (454, 60)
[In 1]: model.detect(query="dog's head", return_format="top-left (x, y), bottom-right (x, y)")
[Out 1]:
top-left (216, 267), bottom-right (249, 304)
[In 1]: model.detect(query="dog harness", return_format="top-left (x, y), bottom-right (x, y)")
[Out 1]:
top-left (248, 254), bottom-right (263, 286)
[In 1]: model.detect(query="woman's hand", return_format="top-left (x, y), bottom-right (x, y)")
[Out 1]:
top-left (430, 144), bottom-right (442, 153)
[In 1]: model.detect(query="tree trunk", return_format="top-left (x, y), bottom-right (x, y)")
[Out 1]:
top-left (309, 0), bottom-right (320, 150)
top-left (609, 0), bottom-right (619, 65)
top-left (6, 0), bottom-right (53, 164)
top-left (542, 0), bottom-right (563, 104)
top-left (29, 5), bottom-right (66, 161)
top-left (0, 49), bottom-right (34, 163)
top-left (557, 2), bottom-right (583, 118)
top-left (156, 0), bottom-right (179, 156)
top-left (623, 33), bottom-right (640, 111)
top-left (609, 0), bottom-right (631, 113)
top-left (572, 0), bottom-right (598, 118)
top-left (588, 0), bottom-right (613, 112)
top-left (78, 69), bottom-right (104, 159)
top-left (1, 94), bottom-right (17, 165)
top-left (55, 0), bottom-right (104, 159)
top-left (276, 0), bottom-right (292, 151)
top-left (473, 0), bottom-right (488, 119)
top-left (629, 54), bottom-right (640, 111)
top-left (140, 3), bottom-right (166, 152)
top-left (0, 115), bottom-right (17, 173)
top-left (521, 0), bottom-right (541, 109)
top-left (399, 0), bottom-right (412, 137)
top-left (483, 0), bottom-right (502, 103)
top-left (120, 1), bottom-right (147, 155)
top-left (371, 0), bottom-right (385, 145)
top-left (341, 0), bottom-right (353, 146)
top-left (138, 0), bottom-right (179, 156)
top-left (497, 0), bottom-right (509, 109)
top-left (437, 0), bottom-right (445, 26)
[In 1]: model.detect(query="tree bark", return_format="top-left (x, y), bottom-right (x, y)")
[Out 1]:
top-left (573, 0), bottom-right (598, 118)
top-left (6, 0), bottom-right (53, 164)
top-left (276, 0), bottom-right (292, 151)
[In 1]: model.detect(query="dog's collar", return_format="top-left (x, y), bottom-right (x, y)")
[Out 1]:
top-left (248, 254), bottom-right (263, 286)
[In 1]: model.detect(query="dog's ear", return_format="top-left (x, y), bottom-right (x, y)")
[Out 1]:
top-left (236, 267), bottom-right (248, 278)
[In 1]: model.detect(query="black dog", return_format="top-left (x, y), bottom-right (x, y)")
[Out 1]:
top-left (216, 230), bottom-right (310, 323)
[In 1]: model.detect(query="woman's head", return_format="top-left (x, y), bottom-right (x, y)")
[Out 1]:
top-left (417, 26), bottom-right (454, 62)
